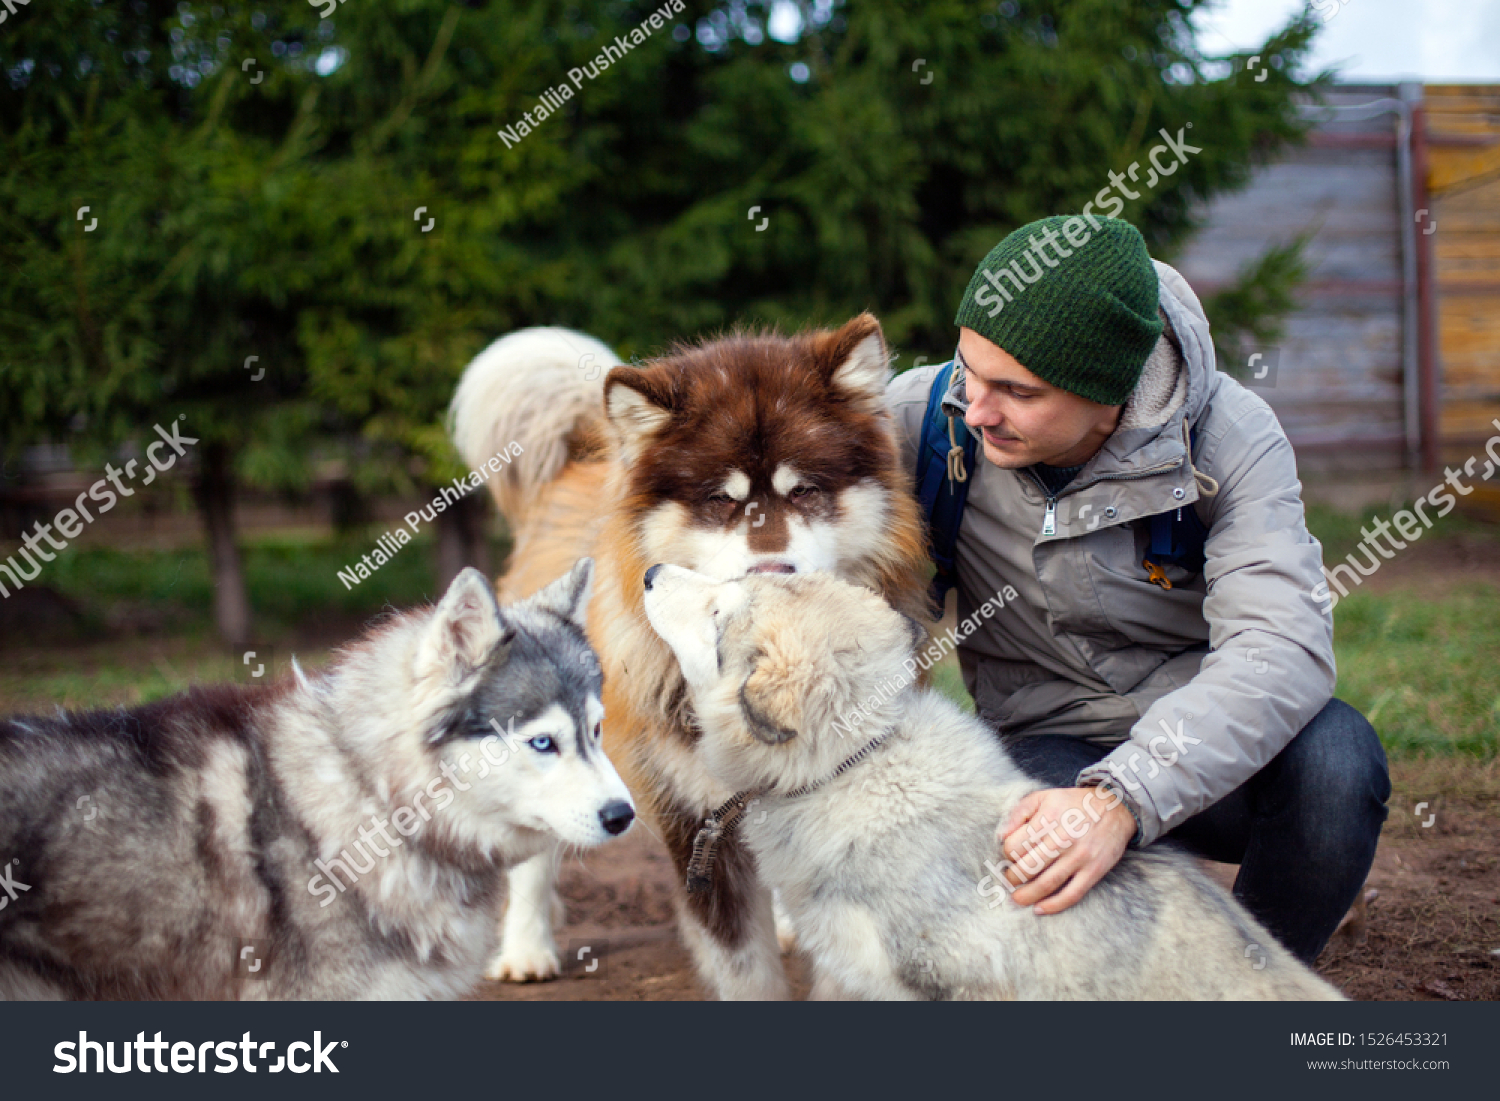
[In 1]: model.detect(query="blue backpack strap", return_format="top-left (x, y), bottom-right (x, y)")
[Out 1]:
top-left (915, 360), bottom-right (978, 617)
top-left (1142, 427), bottom-right (1209, 587)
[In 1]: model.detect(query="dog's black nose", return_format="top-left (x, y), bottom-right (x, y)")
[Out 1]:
top-left (599, 800), bottom-right (635, 836)
top-left (643, 564), bottom-right (664, 591)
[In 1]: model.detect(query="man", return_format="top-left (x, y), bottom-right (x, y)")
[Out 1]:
top-left (886, 216), bottom-right (1390, 964)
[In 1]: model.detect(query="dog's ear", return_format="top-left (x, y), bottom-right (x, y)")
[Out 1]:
top-left (415, 568), bottom-right (513, 688)
top-left (738, 655), bottom-right (800, 745)
top-left (529, 557), bottom-right (595, 629)
top-left (819, 312), bottom-right (888, 413)
top-left (605, 366), bottom-right (677, 466)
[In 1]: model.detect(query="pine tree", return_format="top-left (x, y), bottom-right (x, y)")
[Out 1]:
top-left (3, 0), bottom-right (1323, 642)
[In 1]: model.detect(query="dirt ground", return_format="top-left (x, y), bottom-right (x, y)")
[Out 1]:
top-left (468, 825), bottom-right (809, 1003)
top-left (1356, 528), bottom-right (1500, 597)
top-left (470, 758), bottom-right (1499, 1002)
top-left (1316, 761), bottom-right (1500, 1001)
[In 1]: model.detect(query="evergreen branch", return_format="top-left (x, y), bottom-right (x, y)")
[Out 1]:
top-left (363, 6), bottom-right (462, 155)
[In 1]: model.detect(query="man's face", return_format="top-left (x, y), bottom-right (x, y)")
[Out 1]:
top-left (957, 327), bottom-right (1123, 470)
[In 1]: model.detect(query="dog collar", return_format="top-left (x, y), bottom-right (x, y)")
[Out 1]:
top-left (685, 731), bottom-right (893, 895)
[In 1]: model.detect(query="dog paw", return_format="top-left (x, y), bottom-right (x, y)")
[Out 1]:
top-left (484, 943), bottom-right (561, 983)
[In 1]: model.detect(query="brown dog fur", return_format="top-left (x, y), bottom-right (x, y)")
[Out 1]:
top-left (452, 313), bottom-right (931, 996)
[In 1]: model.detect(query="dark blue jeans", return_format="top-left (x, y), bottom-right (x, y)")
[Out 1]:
top-left (1000, 699), bottom-right (1390, 965)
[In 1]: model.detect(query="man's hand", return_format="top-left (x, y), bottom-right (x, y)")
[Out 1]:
top-left (996, 787), bottom-right (1136, 915)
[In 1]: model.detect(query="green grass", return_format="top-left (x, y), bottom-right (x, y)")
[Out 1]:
top-left (929, 660), bottom-right (972, 712)
top-left (1303, 500), bottom-right (1500, 758)
top-left (1304, 502), bottom-right (1498, 564)
top-left (1303, 503), bottom-right (1380, 563)
top-left (36, 528), bottom-right (482, 637)
top-left (1325, 584), bottom-right (1499, 759)
top-left (6, 659), bottom-right (205, 712)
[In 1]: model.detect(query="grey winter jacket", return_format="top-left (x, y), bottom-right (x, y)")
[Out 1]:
top-left (885, 262), bottom-right (1335, 845)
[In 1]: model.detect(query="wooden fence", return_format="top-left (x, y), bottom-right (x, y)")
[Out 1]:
top-left (1174, 82), bottom-right (1500, 477)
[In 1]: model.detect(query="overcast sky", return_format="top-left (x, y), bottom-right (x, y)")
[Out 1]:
top-left (1196, 0), bottom-right (1500, 82)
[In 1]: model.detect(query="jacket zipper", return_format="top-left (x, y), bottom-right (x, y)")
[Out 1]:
top-left (1029, 459), bottom-right (1182, 540)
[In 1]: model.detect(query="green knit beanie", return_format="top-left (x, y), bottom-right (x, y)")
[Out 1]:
top-left (953, 216), bottom-right (1163, 405)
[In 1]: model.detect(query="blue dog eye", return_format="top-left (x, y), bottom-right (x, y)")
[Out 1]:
top-left (528, 736), bottom-right (556, 753)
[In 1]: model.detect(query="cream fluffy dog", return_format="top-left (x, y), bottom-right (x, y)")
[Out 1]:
top-left (642, 565), bottom-right (1343, 1001)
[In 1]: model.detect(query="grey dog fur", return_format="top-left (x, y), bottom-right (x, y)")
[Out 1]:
top-left (0, 558), bottom-right (632, 1000)
top-left (643, 566), bottom-right (1345, 1001)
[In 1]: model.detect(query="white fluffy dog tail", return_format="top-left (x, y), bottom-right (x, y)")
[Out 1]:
top-left (448, 327), bottom-right (622, 523)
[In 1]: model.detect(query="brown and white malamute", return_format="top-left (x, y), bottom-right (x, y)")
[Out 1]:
top-left (449, 315), bottom-right (931, 998)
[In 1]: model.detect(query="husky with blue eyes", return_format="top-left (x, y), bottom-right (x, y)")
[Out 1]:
top-left (0, 558), bottom-right (633, 1000)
